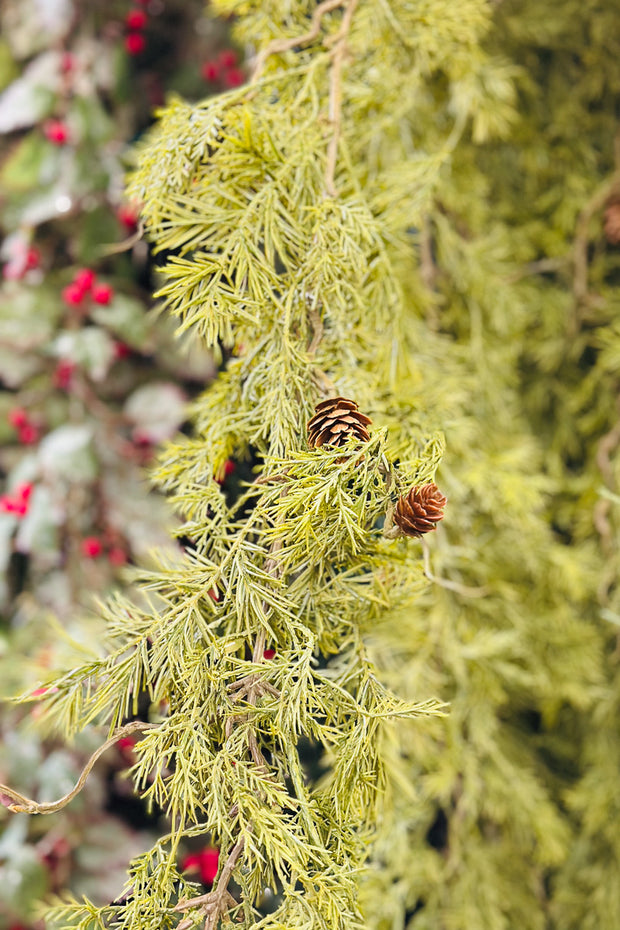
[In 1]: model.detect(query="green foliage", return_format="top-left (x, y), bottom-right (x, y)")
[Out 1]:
top-left (27, 1), bottom-right (481, 927)
top-left (4, 0), bottom-right (620, 928)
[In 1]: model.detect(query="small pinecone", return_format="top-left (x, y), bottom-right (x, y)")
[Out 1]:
top-left (307, 397), bottom-right (372, 449)
top-left (393, 483), bottom-right (447, 537)
top-left (604, 200), bottom-right (620, 245)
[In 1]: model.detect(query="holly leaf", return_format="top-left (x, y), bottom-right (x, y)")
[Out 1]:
top-left (124, 382), bottom-right (188, 444)
top-left (38, 424), bottom-right (98, 483)
top-left (15, 485), bottom-right (59, 554)
top-left (0, 50), bottom-right (61, 132)
top-left (53, 328), bottom-right (116, 382)
top-left (91, 293), bottom-right (152, 350)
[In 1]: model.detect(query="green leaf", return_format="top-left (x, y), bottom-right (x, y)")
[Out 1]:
top-left (90, 293), bottom-right (151, 350)
top-left (124, 382), bottom-right (188, 443)
top-left (38, 424), bottom-right (98, 483)
top-left (52, 328), bottom-right (116, 382)
top-left (0, 50), bottom-right (59, 132)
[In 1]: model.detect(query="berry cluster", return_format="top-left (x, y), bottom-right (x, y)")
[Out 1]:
top-left (7, 407), bottom-right (40, 445)
top-left (81, 535), bottom-right (127, 566)
top-left (0, 482), bottom-right (34, 518)
top-left (201, 49), bottom-right (244, 89)
top-left (62, 267), bottom-right (114, 310)
top-left (125, 4), bottom-right (149, 56)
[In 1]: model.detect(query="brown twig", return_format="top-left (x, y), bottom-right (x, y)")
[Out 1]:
top-left (174, 835), bottom-right (245, 930)
top-left (422, 540), bottom-right (489, 599)
top-left (505, 256), bottom-right (568, 284)
top-left (307, 306), bottom-right (324, 356)
top-left (99, 220), bottom-right (145, 256)
top-left (0, 721), bottom-right (156, 814)
top-left (250, 0), bottom-right (346, 84)
top-left (204, 504), bottom-right (289, 925)
top-left (324, 0), bottom-right (358, 197)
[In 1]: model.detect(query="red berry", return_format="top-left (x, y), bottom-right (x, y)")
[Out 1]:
top-left (201, 61), bottom-right (220, 82)
top-left (8, 407), bottom-right (29, 429)
top-left (216, 459), bottom-right (236, 483)
top-left (62, 282), bottom-right (85, 307)
top-left (16, 482), bottom-right (34, 502)
top-left (117, 736), bottom-right (136, 758)
top-left (126, 9), bottom-right (147, 29)
top-left (60, 52), bottom-right (75, 74)
top-left (125, 32), bottom-right (146, 55)
top-left (108, 546), bottom-right (128, 566)
top-left (198, 848), bottom-right (219, 884)
top-left (0, 486), bottom-right (31, 517)
top-left (222, 68), bottom-right (244, 88)
top-left (81, 536), bottom-right (103, 558)
top-left (18, 423), bottom-right (39, 445)
top-left (263, 648), bottom-right (276, 660)
top-left (92, 282), bottom-right (114, 305)
top-left (117, 204), bottom-right (139, 228)
top-left (73, 267), bottom-right (96, 294)
top-left (207, 587), bottom-right (220, 602)
top-left (218, 50), bottom-right (237, 69)
top-left (53, 359), bottom-right (76, 390)
top-left (114, 341), bottom-right (131, 360)
top-left (25, 247), bottom-right (40, 270)
top-left (44, 119), bottom-right (70, 145)
top-left (180, 848), bottom-right (219, 886)
top-left (0, 496), bottom-right (16, 514)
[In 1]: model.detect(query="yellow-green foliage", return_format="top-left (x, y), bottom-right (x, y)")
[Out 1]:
top-left (34, 1), bottom-right (497, 928)
top-left (20, 0), bottom-right (620, 928)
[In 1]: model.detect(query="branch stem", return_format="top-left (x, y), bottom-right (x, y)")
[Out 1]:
top-left (0, 720), bottom-right (155, 814)
top-left (325, 0), bottom-right (358, 197)
top-left (250, 0), bottom-right (346, 83)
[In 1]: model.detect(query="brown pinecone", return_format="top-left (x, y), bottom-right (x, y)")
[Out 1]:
top-left (604, 200), bottom-right (620, 245)
top-left (393, 483), bottom-right (447, 537)
top-left (307, 397), bottom-right (372, 449)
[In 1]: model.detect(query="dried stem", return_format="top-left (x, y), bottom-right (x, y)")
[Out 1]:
top-left (250, 0), bottom-right (346, 83)
top-left (324, 0), bottom-right (358, 197)
top-left (505, 256), bottom-right (568, 283)
top-left (0, 720), bottom-right (155, 814)
top-left (174, 835), bottom-right (245, 930)
top-left (422, 540), bottom-right (489, 599)
top-left (100, 220), bottom-right (145, 256)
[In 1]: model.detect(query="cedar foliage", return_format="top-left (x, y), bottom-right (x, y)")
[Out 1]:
top-left (15, 1), bottom-right (473, 927)
top-left (4, 0), bottom-right (620, 928)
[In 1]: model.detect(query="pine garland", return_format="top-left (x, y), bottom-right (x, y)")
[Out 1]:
top-left (5, 1), bottom-right (619, 928)
top-left (0, 2), bottom-right (489, 927)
